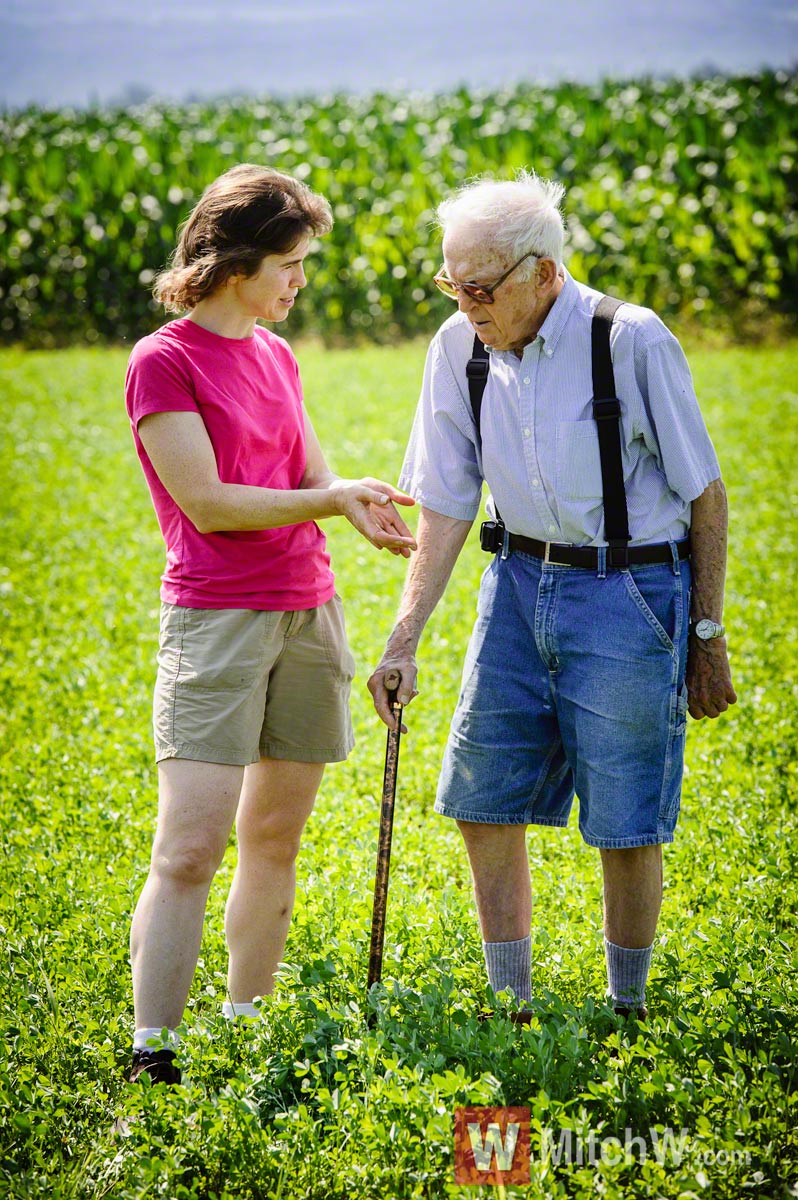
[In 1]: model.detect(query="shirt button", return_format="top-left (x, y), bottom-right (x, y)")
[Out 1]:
top-left (523, 376), bottom-right (531, 385)
top-left (523, 427), bottom-right (531, 437)
top-left (549, 525), bottom-right (556, 534)
top-left (532, 479), bottom-right (540, 488)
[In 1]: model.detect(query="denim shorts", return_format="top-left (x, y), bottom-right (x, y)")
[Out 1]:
top-left (434, 545), bottom-right (691, 848)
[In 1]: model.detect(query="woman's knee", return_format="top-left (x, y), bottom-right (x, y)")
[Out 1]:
top-left (151, 836), bottom-right (225, 888)
top-left (236, 811), bottom-right (306, 864)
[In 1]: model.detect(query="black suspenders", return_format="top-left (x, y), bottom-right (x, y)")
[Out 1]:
top-left (466, 295), bottom-right (631, 564)
top-left (466, 337), bottom-right (490, 433)
top-left (591, 296), bottom-right (630, 565)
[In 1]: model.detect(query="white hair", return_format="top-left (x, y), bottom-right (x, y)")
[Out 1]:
top-left (437, 170), bottom-right (566, 275)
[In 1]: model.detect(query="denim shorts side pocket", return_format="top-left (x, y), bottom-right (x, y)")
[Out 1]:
top-left (621, 568), bottom-right (677, 652)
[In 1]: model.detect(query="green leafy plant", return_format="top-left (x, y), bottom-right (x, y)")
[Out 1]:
top-left (0, 340), bottom-right (796, 1197)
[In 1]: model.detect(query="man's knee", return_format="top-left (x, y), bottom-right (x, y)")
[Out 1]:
top-left (600, 844), bottom-right (662, 870)
top-left (455, 819), bottom-right (492, 855)
top-left (600, 844), bottom-right (664, 896)
top-left (456, 819), bottom-right (525, 843)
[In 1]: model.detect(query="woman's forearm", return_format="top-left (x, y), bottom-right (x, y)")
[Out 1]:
top-left (193, 481), bottom-right (342, 533)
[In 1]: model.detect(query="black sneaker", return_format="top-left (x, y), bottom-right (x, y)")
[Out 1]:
top-left (129, 1048), bottom-right (181, 1085)
top-left (613, 1004), bottom-right (648, 1021)
top-left (478, 1009), bottom-right (535, 1026)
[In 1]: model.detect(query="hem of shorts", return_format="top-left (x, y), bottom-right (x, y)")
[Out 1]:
top-left (155, 741), bottom-right (259, 766)
top-left (433, 805), bottom-right (568, 828)
top-left (259, 738), bottom-right (355, 764)
top-left (579, 830), bottom-right (675, 849)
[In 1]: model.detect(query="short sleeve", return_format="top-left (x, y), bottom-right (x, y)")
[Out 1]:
top-left (398, 335), bottom-right (484, 521)
top-left (124, 335), bottom-right (200, 430)
top-left (635, 331), bottom-right (721, 503)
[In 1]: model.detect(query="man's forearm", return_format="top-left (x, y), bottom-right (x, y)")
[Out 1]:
top-left (688, 477), bottom-right (729, 622)
top-left (386, 508), bottom-right (473, 653)
top-left (685, 475), bottom-right (737, 719)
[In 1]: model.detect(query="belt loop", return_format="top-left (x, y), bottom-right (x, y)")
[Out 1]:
top-left (670, 540), bottom-right (680, 575)
top-left (597, 545), bottom-right (607, 580)
top-left (500, 527), bottom-right (510, 561)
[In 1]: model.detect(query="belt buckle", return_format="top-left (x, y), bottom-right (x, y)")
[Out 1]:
top-left (543, 541), bottom-right (552, 563)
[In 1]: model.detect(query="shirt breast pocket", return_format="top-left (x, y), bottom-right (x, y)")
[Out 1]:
top-left (556, 421), bottom-right (603, 501)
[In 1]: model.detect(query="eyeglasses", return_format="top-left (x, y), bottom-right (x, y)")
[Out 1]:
top-left (433, 249), bottom-right (539, 304)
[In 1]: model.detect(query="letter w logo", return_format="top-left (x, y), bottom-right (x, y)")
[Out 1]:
top-left (454, 1106), bottom-right (531, 1185)
top-left (468, 1120), bottom-right (520, 1171)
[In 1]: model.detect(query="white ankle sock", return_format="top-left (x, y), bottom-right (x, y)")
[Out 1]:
top-left (222, 1000), bottom-right (261, 1021)
top-left (133, 1026), bottom-right (180, 1051)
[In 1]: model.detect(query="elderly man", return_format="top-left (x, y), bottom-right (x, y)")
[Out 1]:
top-left (368, 171), bottom-right (736, 1019)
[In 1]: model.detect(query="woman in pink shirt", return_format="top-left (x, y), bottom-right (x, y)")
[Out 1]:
top-left (124, 164), bottom-right (415, 1084)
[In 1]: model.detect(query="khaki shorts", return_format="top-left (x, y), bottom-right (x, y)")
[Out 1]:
top-left (153, 597), bottom-right (356, 766)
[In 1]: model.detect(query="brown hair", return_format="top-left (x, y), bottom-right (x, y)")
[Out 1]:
top-left (153, 164), bottom-right (333, 312)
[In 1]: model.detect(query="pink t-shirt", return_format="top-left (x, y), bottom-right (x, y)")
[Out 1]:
top-left (125, 318), bottom-right (335, 611)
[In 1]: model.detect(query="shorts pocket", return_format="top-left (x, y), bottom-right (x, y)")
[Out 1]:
top-left (320, 596), bottom-right (356, 684)
top-left (175, 608), bottom-right (263, 691)
top-left (156, 603), bottom-right (186, 683)
top-left (621, 568), bottom-right (678, 653)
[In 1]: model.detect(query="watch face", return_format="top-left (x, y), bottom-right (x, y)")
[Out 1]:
top-left (695, 619), bottom-right (722, 639)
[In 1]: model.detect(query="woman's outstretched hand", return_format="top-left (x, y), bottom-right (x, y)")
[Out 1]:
top-left (333, 479), bottom-right (417, 556)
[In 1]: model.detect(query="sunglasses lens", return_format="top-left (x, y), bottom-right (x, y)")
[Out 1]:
top-left (434, 275), bottom-right (459, 299)
top-left (434, 275), bottom-right (494, 304)
top-left (463, 285), bottom-right (492, 304)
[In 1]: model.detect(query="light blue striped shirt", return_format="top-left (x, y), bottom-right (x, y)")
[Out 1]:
top-left (399, 270), bottom-right (720, 546)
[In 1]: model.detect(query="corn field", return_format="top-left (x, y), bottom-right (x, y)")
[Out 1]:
top-left (1, 69), bottom-right (796, 345)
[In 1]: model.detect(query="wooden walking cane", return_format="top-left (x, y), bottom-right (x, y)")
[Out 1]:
top-left (367, 669), bottom-right (403, 1007)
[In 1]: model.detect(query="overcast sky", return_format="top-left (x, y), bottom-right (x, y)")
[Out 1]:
top-left (1, 0), bottom-right (796, 108)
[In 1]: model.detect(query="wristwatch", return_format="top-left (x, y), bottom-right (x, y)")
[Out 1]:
top-left (688, 618), bottom-right (725, 640)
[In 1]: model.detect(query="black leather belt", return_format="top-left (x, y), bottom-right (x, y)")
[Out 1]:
top-left (507, 534), bottom-right (691, 568)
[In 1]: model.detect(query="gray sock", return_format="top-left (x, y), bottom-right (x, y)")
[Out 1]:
top-left (605, 938), bottom-right (653, 1008)
top-left (482, 935), bottom-right (532, 1004)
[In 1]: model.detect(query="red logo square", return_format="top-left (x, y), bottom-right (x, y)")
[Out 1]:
top-left (453, 1106), bottom-right (531, 1185)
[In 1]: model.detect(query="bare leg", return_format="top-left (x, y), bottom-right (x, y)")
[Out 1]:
top-left (456, 822), bottom-right (531, 941)
top-left (600, 844), bottom-right (663, 947)
top-left (225, 758), bottom-right (324, 1002)
top-left (130, 759), bottom-right (244, 1030)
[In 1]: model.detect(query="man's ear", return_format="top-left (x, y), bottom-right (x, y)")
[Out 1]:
top-left (536, 257), bottom-right (559, 291)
